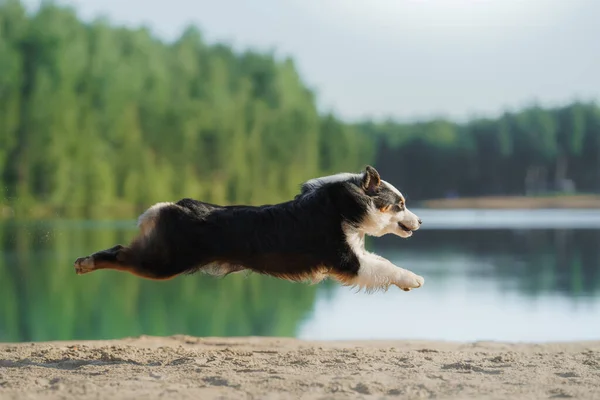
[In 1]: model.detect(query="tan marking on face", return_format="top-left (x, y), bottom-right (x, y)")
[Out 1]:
top-left (379, 204), bottom-right (392, 213)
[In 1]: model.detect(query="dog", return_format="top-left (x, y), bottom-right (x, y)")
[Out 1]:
top-left (74, 165), bottom-right (424, 292)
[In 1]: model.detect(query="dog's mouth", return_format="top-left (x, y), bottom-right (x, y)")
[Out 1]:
top-left (398, 223), bottom-right (413, 233)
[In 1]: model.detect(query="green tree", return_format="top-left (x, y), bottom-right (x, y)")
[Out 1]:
top-left (0, 1), bottom-right (373, 218)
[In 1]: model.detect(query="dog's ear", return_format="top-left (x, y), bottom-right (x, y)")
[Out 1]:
top-left (361, 165), bottom-right (381, 194)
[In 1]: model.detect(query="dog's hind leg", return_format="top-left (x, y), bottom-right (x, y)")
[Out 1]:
top-left (73, 244), bottom-right (177, 280)
top-left (74, 244), bottom-right (129, 275)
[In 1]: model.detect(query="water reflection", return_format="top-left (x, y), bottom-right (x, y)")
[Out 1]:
top-left (299, 226), bottom-right (600, 342)
top-left (374, 228), bottom-right (600, 298)
top-left (0, 220), bottom-right (321, 342)
top-left (1, 212), bottom-right (599, 343)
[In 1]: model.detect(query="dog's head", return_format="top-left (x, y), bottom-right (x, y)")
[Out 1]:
top-left (358, 165), bottom-right (421, 238)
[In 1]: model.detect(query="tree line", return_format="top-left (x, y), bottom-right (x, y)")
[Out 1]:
top-left (0, 1), bottom-right (372, 218)
top-left (1, 1), bottom-right (599, 219)
top-left (363, 102), bottom-right (600, 201)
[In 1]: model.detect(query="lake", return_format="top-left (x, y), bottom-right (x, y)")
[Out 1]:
top-left (1, 209), bottom-right (599, 343)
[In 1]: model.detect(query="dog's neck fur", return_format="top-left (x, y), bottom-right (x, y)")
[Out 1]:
top-left (299, 173), bottom-right (361, 198)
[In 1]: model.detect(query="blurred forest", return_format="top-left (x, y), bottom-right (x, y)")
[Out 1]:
top-left (367, 102), bottom-right (600, 201)
top-left (1, 1), bottom-right (600, 219)
top-left (0, 1), bottom-right (373, 218)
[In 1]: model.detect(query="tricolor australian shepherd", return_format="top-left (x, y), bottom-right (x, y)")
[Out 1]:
top-left (74, 166), bottom-right (424, 292)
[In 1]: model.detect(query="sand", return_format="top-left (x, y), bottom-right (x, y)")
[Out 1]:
top-left (0, 335), bottom-right (599, 400)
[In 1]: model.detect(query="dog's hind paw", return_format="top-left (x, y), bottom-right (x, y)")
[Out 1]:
top-left (74, 256), bottom-right (95, 275)
top-left (397, 272), bottom-right (424, 292)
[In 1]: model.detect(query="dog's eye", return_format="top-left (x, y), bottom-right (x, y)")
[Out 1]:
top-left (391, 204), bottom-right (402, 212)
top-left (380, 204), bottom-right (392, 213)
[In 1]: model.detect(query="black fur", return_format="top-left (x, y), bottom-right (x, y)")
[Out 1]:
top-left (74, 166), bottom-right (400, 284)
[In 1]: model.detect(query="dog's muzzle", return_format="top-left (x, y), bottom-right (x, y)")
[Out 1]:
top-left (399, 218), bottom-right (422, 232)
top-left (398, 222), bottom-right (413, 232)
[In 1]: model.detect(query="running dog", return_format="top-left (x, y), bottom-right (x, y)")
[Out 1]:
top-left (74, 166), bottom-right (424, 292)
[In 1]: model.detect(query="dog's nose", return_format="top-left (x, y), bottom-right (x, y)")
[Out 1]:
top-left (418, 219), bottom-right (422, 225)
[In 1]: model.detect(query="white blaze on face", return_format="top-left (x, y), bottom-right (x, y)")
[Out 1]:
top-left (383, 180), bottom-right (420, 230)
top-left (382, 180), bottom-right (402, 198)
top-left (359, 180), bottom-right (421, 238)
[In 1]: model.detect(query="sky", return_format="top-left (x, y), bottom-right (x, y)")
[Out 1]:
top-left (27, 0), bottom-right (600, 122)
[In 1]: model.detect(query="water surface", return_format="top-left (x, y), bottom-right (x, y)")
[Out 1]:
top-left (1, 209), bottom-right (599, 343)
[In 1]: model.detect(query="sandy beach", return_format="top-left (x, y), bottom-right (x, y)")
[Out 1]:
top-left (0, 335), bottom-right (599, 400)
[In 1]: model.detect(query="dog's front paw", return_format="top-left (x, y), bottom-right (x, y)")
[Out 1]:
top-left (74, 256), bottom-right (95, 275)
top-left (396, 271), bottom-right (424, 292)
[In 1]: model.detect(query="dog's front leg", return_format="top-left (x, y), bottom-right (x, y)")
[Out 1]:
top-left (355, 253), bottom-right (424, 291)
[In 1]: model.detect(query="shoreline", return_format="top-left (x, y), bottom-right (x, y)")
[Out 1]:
top-left (420, 194), bottom-right (600, 209)
top-left (2, 194), bottom-right (600, 221)
top-left (1, 335), bottom-right (598, 399)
